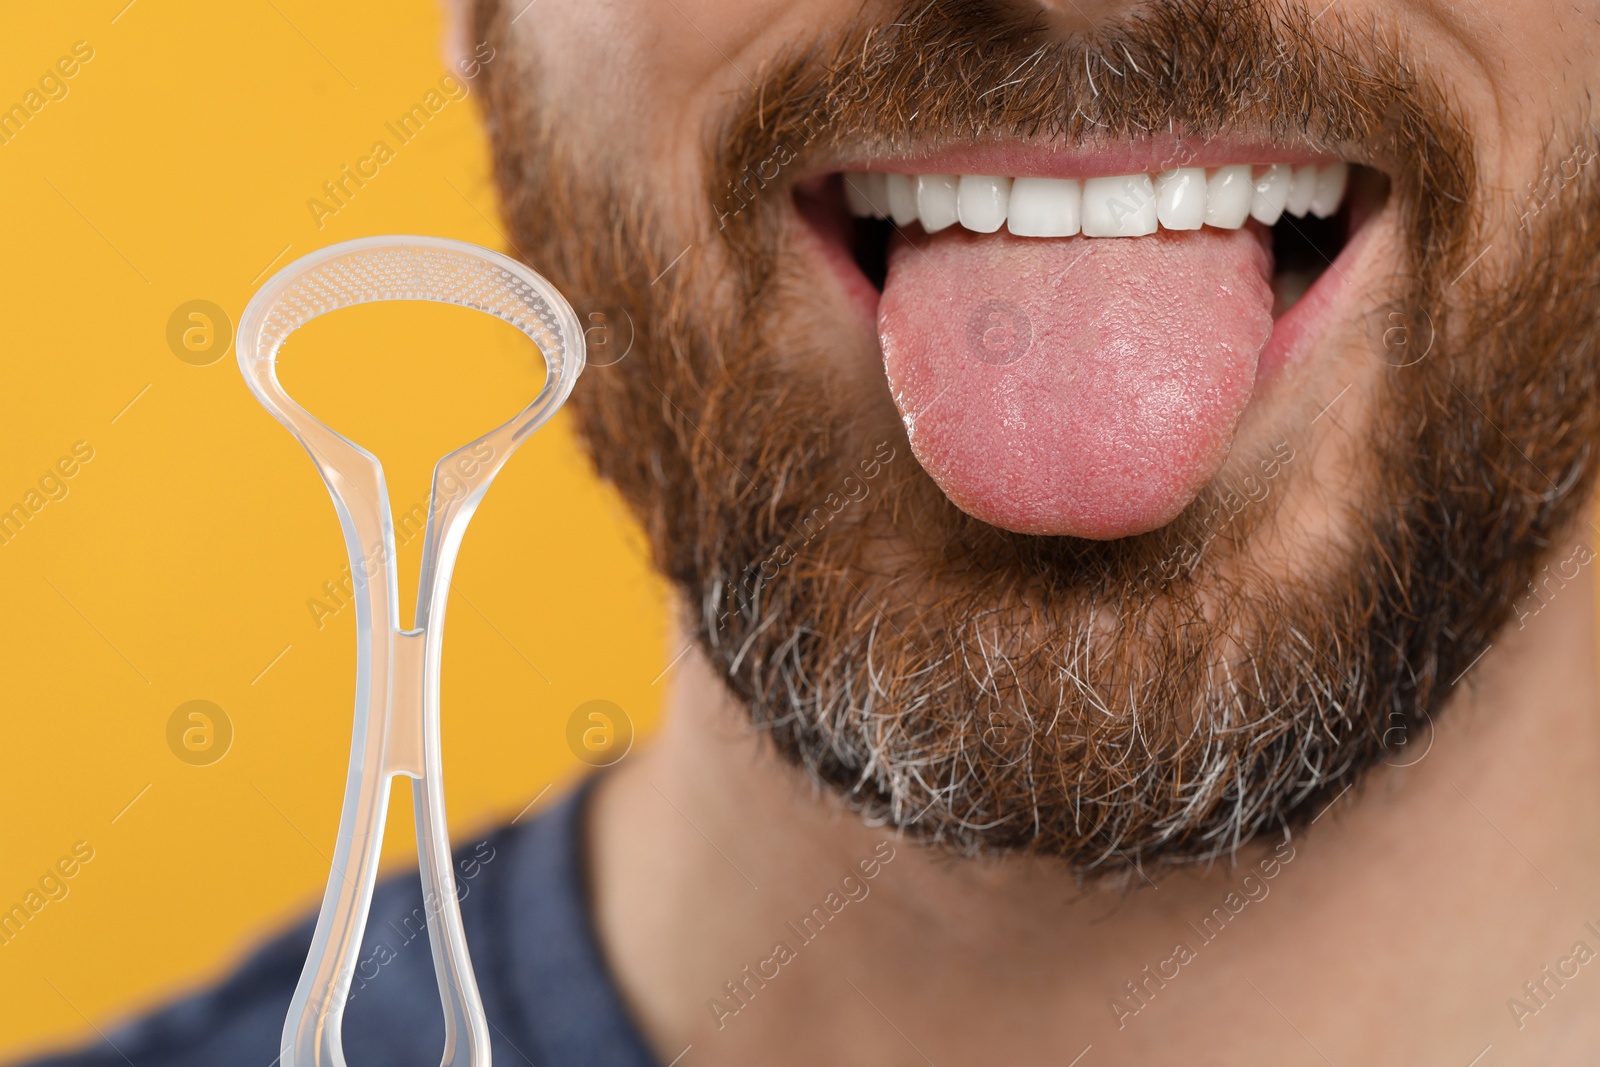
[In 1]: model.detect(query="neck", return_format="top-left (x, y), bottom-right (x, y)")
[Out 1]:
top-left (588, 565), bottom-right (1600, 1064)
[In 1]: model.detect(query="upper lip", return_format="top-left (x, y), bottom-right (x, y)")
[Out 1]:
top-left (795, 132), bottom-right (1368, 189)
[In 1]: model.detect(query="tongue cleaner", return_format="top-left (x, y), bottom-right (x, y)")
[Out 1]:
top-left (878, 226), bottom-right (1274, 539)
top-left (238, 236), bottom-right (584, 1067)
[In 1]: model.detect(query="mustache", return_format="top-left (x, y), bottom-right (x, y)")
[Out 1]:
top-left (709, 0), bottom-right (1478, 295)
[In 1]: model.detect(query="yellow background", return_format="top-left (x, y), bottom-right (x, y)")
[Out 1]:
top-left (0, 2), bottom-right (667, 1058)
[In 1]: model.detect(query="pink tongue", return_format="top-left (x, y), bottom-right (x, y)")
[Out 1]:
top-left (879, 227), bottom-right (1274, 539)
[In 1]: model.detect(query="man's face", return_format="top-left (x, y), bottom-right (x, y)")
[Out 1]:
top-left (471, 0), bottom-right (1600, 872)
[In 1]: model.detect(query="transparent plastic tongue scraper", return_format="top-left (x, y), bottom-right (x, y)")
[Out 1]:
top-left (237, 235), bottom-right (585, 1067)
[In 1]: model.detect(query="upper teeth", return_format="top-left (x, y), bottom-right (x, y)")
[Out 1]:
top-left (842, 163), bottom-right (1349, 237)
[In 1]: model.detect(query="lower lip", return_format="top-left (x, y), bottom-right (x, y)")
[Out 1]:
top-left (1254, 212), bottom-right (1377, 387)
top-left (792, 185), bottom-right (1375, 402)
top-left (791, 187), bottom-right (883, 328)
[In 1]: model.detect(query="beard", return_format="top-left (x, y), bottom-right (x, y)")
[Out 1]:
top-left (473, 0), bottom-right (1600, 874)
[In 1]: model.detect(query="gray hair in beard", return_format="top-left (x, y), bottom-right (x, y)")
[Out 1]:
top-left (473, 0), bottom-right (1600, 876)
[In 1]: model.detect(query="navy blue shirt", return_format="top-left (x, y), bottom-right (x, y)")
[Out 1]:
top-left (18, 781), bottom-right (660, 1067)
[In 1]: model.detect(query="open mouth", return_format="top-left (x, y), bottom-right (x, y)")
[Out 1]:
top-left (793, 145), bottom-right (1387, 541)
